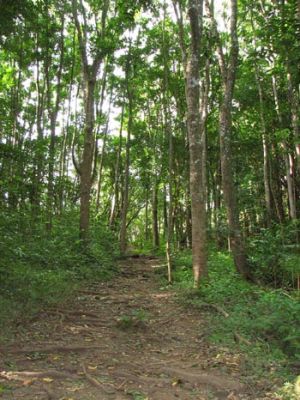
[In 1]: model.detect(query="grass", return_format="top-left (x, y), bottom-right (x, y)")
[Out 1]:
top-left (0, 210), bottom-right (119, 340)
top-left (169, 248), bottom-right (300, 397)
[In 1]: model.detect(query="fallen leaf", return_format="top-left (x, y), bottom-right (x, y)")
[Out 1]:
top-left (59, 397), bottom-right (75, 400)
top-left (172, 378), bottom-right (183, 386)
top-left (88, 365), bottom-right (98, 370)
top-left (23, 379), bottom-right (35, 386)
top-left (227, 393), bottom-right (239, 400)
top-left (43, 377), bottom-right (54, 383)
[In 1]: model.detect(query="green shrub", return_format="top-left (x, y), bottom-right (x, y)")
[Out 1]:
top-left (0, 209), bottom-right (118, 336)
top-left (172, 249), bottom-right (300, 379)
top-left (247, 221), bottom-right (300, 288)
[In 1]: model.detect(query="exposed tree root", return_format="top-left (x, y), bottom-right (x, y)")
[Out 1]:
top-left (78, 290), bottom-right (102, 296)
top-left (0, 370), bottom-right (75, 381)
top-left (46, 309), bottom-right (100, 319)
top-left (161, 366), bottom-right (244, 391)
top-left (81, 363), bottom-right (115, 394)
top-left (2, 345), bottom-right (103, 354)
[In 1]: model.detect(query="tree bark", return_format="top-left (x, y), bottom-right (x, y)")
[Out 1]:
top-left (46, 12), bottom-right (65, 231)
top-left (254, 67), bottom-right (273, 225)
top-left (163, 3), bottom-right (174, 283)
top-left (95, 93), bottom-right (112, 211)
top-left (272, 74), bottom-right (297, 220)
top-left (186, 0), bottom-right (207, 287)
top-left (152, 178), bottom-right (160, 249)
top-left (72, 0), bottom-right (104, 240)
top-left (207, 0), bottom-right (250, 278)
top-left (120, 49), bottom-right (133, 254)
top-left (109, 105), bottom-right (124, 227)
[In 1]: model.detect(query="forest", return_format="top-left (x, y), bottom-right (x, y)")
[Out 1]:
top-left (0, 0), bottom-right (299, 399)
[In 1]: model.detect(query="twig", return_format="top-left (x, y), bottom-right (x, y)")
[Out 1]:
top-left (234, 332), bottom-right (251, 346)
top-left (81, 364), bottom-right (114, 394)
top-left (198, 303), bottom-right (229, 318)
top-left (116, 380), bottom-right (126, 390)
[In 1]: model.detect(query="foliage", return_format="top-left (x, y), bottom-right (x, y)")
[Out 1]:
top-left (116, 308), bottom-right (149, 330)
top-left (247, 221), bottom-right (300, 288)
top-left (0, 1), bottom-right (299, 389)
top-left (275, 376), bottom-right (300, 400)
top-left (172, 249), bottom-right (300, 381)
top-left (0, 209), bottom-right (118, 336)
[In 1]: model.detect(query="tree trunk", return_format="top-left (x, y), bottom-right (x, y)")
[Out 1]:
top-left (119, 56), bottom-right (133, 254)
top-left (272, 74), bottom-right (297, 220)
top-left (255, 68), bottom-right (272, 225)
top-left (32, 40), bottom-right (46, 215)
top-left (163, 3), bottom-right (174, 283)
top-left (186, 0), bottom-right (207, 287)
top-left (59, 31), bottom-right (76, 214)
top-left (95, 95), bottom-right (112, 211)
top-left (152, 178), bottom-right (160, 249)
top-left (109, 105), bottom-right (124, 227)
top-left (79, 79), bottom-right (97, 239)
top-left (209, 0), bottom-right (250, 278)
top-left (46, 13), bottom-right (65, 231)
top-left (72, 0), bottom-right (104, 240)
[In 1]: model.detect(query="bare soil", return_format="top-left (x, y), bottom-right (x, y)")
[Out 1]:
top-left (0, 257), bottom-right (274, 399)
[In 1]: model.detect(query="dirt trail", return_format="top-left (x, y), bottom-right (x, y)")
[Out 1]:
top-left (0, 257), bottom-right (259, 399)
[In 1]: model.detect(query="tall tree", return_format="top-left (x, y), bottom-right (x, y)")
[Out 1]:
top-left (186, 0), bottom-right (207, 287)
top-left (207, 0), bottom-right (250, 278)
top-left (72, 0), bottom-right (108, 240)
top-left (120, 43), bottom-right (134, 255)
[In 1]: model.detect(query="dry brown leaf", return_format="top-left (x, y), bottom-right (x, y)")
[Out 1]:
top-left (226, 392), bottom-right (239, 400)
top-left (23, 379), bottom-right (35, 386)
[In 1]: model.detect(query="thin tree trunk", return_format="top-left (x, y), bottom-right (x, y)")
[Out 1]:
top-left (286, 65), bottom-right (300, 176)
top-left (59, 31), bottom-right (76, 214)
top-left (95, 94), bottom-right (112, 211)
top-left (46, 13), bottom-right (65, 231)
top-left (119, 98), bottom-right (132, 254)
top-left (145, 187), bottom-right (149, 241)
top-left (163, 2), bottom-right (174, 283)
top-left (109, 105), bottom-right (124, 227)
top-left (272, 75), bottom-right (297, 220)
top-left (152, 178), bottom-right (160, 249)
top-left (120, 51), bottom-right (133, 254)
top-left (32, 36), bottom-right (46, 214)
top-left (207, 0), bottom-right (250, 278)
top-left (254, 68), bottom-right (272, 225)
top-left (199, 60), bottom-right (210, 211)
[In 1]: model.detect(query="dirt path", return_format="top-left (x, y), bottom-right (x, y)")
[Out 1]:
top-left (0, 257), bottom-right (261, 399)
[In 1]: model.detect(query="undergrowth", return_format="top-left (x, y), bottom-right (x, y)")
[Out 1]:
top-left (0, 210), bottom-right (118, 338)
top-left (247, 221), bottom-right (300, 289)
top-left (170, 249), bottom-right (300, 394)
